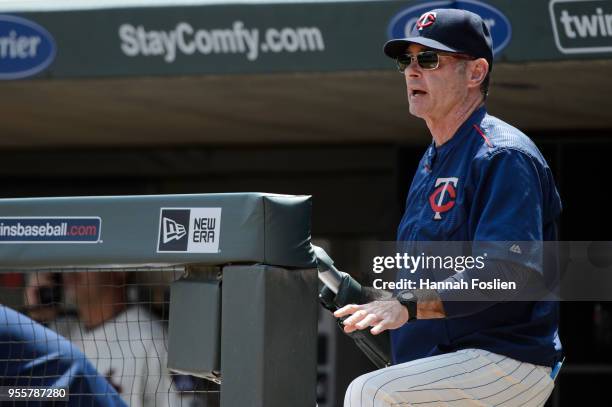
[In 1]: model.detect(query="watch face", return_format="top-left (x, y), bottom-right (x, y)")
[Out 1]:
top-left (399, 291), bottom-right (415, 302)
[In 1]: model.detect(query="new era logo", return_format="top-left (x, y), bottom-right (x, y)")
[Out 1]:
top-left (162, 217), bottom-right (187, 243)
top-left (158, 209), bottom-right (190, 252)
top-left (157, 207), bottom-right (222, 253)
top-left (509, 244), bottom-right (522, 254)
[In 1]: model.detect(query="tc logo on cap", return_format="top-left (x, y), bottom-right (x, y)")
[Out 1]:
top-left (416, 11), bottom-right (437, 30)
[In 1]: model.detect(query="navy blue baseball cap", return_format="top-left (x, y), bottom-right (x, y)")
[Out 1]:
top-left (384, 8), bottom-right (493, 71)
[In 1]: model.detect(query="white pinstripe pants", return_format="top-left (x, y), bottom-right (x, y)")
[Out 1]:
top-left (344, 349), bottom-right (554, 407)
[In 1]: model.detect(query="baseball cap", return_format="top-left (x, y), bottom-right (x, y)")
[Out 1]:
top-left (383, 8), bottom-right (493, 71)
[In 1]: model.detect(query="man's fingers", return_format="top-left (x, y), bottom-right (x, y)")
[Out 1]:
top-left (334, 304), bottom-right (360, 318)
top-left (342, 309), bottom-right (368, 326)
top-left (355, 313), bottom-right (380, 329)
top-left (370, 319), bottom-right (390, 335)
top-left (333, 301), bottom-right (398, 335)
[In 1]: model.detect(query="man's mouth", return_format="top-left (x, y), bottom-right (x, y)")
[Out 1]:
top-left (410, 89), bottom-right (427, 96)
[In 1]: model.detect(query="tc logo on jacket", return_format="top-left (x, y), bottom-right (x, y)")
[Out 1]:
top-left (429, 177), bottom-right (458, 220)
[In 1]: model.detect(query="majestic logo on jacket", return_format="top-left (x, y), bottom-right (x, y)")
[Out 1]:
top-left (429, 177), bottom-right (458, 220)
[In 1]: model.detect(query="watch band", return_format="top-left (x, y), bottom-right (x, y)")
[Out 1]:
top-left (396, 290), bottom-right (418, 322)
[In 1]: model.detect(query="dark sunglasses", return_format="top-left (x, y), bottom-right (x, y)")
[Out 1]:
top-left (396, 50), bottom-right (475, 72)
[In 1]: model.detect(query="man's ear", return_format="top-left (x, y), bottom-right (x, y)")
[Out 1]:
top-left (468, 58), bottom-right (489, 88)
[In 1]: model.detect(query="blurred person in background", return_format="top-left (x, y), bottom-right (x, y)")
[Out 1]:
top-left (63, 270), bottom-right (204, 407)
top-left (24, 271), bottom-right (65, 324)
top-left (24, 270), bottom-right (208, 407)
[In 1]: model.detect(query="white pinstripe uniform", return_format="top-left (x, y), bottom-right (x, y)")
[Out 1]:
top-left (345, 349), bottom-right (553, 407)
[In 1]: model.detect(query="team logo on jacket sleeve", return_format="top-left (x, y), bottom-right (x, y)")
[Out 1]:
top-left (429, 177), bottom-right (458, 220)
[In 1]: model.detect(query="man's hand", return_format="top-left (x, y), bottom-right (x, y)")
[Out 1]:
top-left (334, 300), bottom-right (409, 335)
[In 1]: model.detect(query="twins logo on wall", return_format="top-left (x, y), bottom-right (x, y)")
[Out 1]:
top-left (0, 15), bottom-right (56, 80)
top-left (387, 0), bottom-right (512, 57)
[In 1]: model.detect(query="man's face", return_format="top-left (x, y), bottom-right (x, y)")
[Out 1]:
top-left (403, 44), bottom-right (470, 121)
top-left (63, 271), bottom-right (125, 306)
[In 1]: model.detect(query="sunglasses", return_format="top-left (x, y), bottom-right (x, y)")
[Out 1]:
top-left (396, 50), bottom-right (475, 72)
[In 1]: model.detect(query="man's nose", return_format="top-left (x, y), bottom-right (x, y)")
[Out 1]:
top-left (405, 57), bottom-right (421, 78)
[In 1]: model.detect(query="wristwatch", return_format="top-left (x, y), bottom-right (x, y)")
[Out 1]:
top-left (396, 290), bottom-right (418, 322)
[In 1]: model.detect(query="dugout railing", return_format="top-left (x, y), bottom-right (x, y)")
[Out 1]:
top-left (0, 193), bottom-right (319, 407)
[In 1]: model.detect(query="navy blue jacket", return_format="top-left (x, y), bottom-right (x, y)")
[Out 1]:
top-left (392, 106), bottom-right (562, 368)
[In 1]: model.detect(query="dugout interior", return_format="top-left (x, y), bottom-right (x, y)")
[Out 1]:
top-left (1, 0), bottom-right (612, 406)
top-left (1, 63), bottom-right (611, 407)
